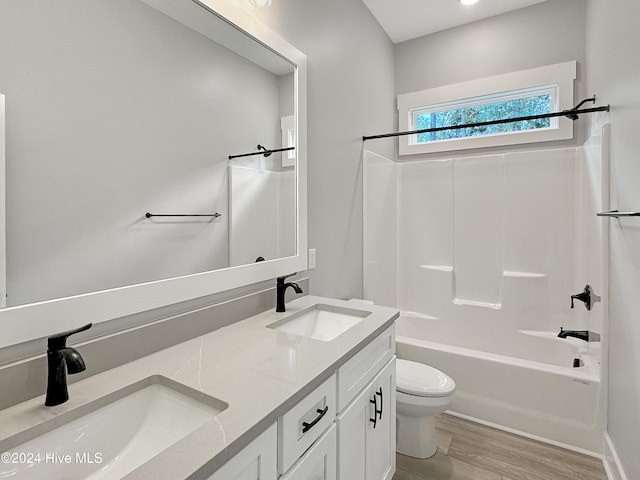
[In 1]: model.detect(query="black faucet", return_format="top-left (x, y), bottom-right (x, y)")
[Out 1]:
top-left (558, 327), bottom-right (590, 342)
top-left (45, 323), bottom-right (92, 406)
top-left (570, 285), bottom-right (592, 310)
top-left (276, 273), bottom-right (303, 312)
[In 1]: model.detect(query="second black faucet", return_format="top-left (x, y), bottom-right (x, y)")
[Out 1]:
top-left (276, 273), bottom-right (303, 312)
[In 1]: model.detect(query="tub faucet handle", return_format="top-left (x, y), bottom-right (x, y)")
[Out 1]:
top-left (570, 285), bottom-right (592, 311)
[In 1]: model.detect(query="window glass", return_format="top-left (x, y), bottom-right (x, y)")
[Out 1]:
top-left (411, 86), bottom-right (556, 144)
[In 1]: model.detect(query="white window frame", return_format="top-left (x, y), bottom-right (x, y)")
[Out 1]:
top-left (397, 61), bottom-right (577, 155)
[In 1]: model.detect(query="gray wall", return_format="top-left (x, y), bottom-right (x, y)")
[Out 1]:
top-left (278, 73), bottom-right (295, 119)
top-left (0, 0), bottom-right (283, 306)
top-left (585, 1), bottom-right (640, 478)
top-left (249, 0), bottom-right (396, 300)
top-left (394, 0), bottom-right (587, 158)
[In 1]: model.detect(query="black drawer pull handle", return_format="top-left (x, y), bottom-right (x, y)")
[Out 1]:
top-left (375, 387), bottom-right (383, 420)
top-left (302, 406), bottom-right (329, 433)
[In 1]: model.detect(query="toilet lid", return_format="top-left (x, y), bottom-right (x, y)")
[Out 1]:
top-left (396, 359), bottom-right (455, 397)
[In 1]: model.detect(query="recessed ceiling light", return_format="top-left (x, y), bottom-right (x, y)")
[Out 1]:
top-left (460, 0), bottom-right (480, 5)
top-left (249, 0), bottom-right (272, 7)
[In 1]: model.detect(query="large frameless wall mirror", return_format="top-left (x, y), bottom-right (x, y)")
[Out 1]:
top-left (0, 0), bottom-right (307, 350)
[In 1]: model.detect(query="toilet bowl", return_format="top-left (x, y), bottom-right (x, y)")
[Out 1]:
top-left (396, 359), bottom-right (455, 459)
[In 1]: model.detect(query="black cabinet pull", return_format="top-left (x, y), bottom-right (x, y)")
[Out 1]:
top-left (302, 406), bottom-right (329, 433)
top-left (375, 387), bottom-right (383, 420)
top-left (369, 397), bottom-right (378, 429)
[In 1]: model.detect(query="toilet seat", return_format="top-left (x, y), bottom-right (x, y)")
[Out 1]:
top-left (396, 359), bottom-right (455, 397)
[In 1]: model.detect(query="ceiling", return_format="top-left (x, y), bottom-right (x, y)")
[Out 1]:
top-left (361, 0), bottom-right (549, 44)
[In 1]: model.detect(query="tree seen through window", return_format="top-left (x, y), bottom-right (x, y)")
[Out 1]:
top-left (416, 94), bottom-right (552, 143)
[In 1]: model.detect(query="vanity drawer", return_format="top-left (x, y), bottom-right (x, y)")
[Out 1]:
top-left (278, 373), bottom-right (336, 474)
top-left (337, 325), bottom-right (395, 411)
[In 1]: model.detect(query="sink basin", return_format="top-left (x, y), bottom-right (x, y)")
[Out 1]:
top-left (268, 304), bottom-right (371, 341)
top-left (0, 376), bottom-right (227, 480)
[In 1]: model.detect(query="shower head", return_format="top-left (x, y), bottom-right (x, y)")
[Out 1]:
top-left (563, 95), bottom-right (597, 120)
top-left (257, 144), bottom-right (272, 158)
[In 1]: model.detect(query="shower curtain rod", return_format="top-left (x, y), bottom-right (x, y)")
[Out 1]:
top-left (362, 97), bottom-right (610, 142)
top-left (228, 146), bottom-right (295, 160)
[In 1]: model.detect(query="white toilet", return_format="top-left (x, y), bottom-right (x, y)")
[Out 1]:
top-left (396, 359), bottom-right (456, 459)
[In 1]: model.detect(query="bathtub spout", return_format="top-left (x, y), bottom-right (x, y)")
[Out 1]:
top-left (558, 328), bottom-right (590, 342)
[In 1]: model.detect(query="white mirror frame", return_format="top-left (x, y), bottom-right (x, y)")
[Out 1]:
top-left (0, 0), bottom-right (307, 349)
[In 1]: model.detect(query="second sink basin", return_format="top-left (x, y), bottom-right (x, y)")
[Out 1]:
top-left (0, 376), bottom-right (227, 480)
top-left (268, 303), bottom-right (371, 341)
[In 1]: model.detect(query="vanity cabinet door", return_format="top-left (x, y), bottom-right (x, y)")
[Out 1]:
top-left (280, 424), bottom-right (336, 480)
top-left (336, 357), bottom-right (396, 480)
top-left (365, 358), bottom-right (396, 480)
top-left (336, 382), bottom-right (369, 480)
top-left (206, 423), bottom-right (277, 480)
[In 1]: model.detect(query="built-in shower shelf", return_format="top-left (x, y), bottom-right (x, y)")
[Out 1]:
top-left (401, 311), bottom-right (439, 321)
top-left (418, 266), bottom-right (546, 279)
top-left (503, 271), bottom-right (547, 278)
top-left (419, 265), bottom-right (453, 272)
top-left (452, 298), bottom-right (502, 310)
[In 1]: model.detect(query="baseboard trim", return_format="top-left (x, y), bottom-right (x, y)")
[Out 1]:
top-left (603, 433), bottom-right (628, 480)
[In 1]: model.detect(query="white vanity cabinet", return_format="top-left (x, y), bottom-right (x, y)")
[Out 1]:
top-left (277, 325), bottom-right (395, 480)
top-left (336, 358), bottom-right (396, 480)
top-left (206, 423), bottom-right (277, 480)
top-left (208, 325), bottom-right (396, 480)
top-left (336, 325), bottom-right (396, 480)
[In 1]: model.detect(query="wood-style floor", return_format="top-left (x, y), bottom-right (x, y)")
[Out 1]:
top-left (393, 414), bottom-right (607, 480)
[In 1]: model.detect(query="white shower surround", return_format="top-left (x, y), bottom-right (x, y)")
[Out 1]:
top-left (363, 125), bottom-right (609, 454)
top-left (228, 164), bottom-right (296, 266)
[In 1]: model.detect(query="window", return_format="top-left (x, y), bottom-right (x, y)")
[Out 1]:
top-left (397, 61), bottom-right (576, 155)
top-left (412, 85), bottom-right (555, 143)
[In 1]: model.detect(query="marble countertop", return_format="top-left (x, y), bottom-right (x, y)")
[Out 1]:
top-left (0, 296), bottom-right (398, 480)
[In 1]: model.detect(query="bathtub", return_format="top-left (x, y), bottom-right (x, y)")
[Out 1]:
top-left (395, 313), bottom-right (603, 454)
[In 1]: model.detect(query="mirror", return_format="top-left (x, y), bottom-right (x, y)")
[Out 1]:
top-left (0, 0), bottom-right (307, 348)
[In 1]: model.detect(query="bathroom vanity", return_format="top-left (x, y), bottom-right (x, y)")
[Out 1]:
top-left (0, 296), bottom-right (398, 480)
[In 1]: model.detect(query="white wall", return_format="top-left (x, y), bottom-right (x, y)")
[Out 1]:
top-left (0, 0), bottom-right (282, 306)
top-left (585, 1), bottom-right (640, 478)
top-left (247, 0), bottom-right (396, 300)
